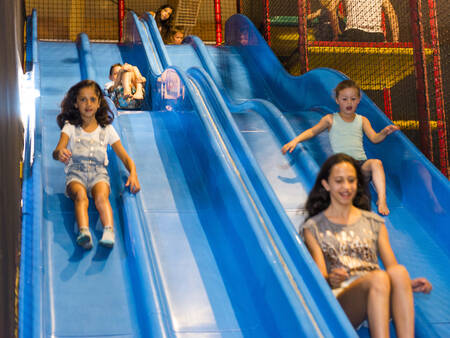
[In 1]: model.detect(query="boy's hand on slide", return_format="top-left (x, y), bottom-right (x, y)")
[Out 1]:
top-left (383, 124), bottom-right (400, 135)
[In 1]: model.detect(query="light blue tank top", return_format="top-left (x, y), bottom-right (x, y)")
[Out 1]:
top-left (329, 113), bottom-right (367, 161)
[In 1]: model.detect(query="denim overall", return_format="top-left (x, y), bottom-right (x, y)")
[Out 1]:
top-left (65, 126), bottom-right (110, 196)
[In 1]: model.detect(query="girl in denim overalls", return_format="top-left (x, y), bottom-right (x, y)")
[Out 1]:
top-left (53, 80), bottom-right (140, 249)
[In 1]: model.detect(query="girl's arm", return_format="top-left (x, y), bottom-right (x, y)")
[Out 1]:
top-left (52, 132), bottom-right (71, 163)
top-left (303, 229), bottom-right (329, 279)
top-left (281, 114), bottom-right (332, 154)
top-left (377, 224), bottom-right (398, 268)
top-left (111, 140), bottom-right (141, 193)
top-left (378, 224), bottom-right (432, 293)
top-left (362, 116), bottom-right (399, 144)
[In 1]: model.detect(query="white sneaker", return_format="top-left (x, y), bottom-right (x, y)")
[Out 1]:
top-left (99, 226), bottom-right (115, 248)
top-left (76, 228), bottom-right (93, 250)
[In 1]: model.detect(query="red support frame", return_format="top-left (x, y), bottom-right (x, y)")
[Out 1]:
top-left (118, 0), bottom-right (125, 41)
top-left (214, 0), bottom-right (223, 46)
top-left (297, 0), bottom-right (308, 74)
top-left (383, 88), bottom-right (393, 120)
top-left (409, 0), bottom-right (433, 161)
top-left (427, 0), bottom-right (448, 177)
top-left (263, 0), bottom-right (271, 46)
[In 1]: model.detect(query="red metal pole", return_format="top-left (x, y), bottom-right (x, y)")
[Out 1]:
top-left (214, 0), bottom-right (223, 46)
top-left (118, 0), bottom-right (125, 42)
top-left (383, 88), bottom-right (393, 120)
top-left (427, 0), bottom-right (448, 177)
top-left (263, 0), bottom-right (271, 46)
top-left (297, 0), bottom-right (308, 74)
top-left (409, 0), bottom-right (433, 161)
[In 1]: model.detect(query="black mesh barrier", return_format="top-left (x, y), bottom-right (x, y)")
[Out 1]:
top-left (24, 0), bottom-right (449, 173)
top-left (239, 0), bottom-right (448, 175)
top-left (24, 0), bottom-right (237, 43)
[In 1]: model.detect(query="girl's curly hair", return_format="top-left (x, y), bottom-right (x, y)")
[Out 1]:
top-left (57, 80), bottom-right (114, 129)
top-left (305, 153), bottom-right (371, 220)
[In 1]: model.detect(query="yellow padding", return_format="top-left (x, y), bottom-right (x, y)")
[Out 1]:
top-left (394, 120), bottom-right (437, 130)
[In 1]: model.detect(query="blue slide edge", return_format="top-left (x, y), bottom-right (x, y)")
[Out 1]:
top-left (19, 9), bottom-right (43, 338)
top-left (135, 13), bottom-right (328, 332)
top-left (187, 66), bottom-right (356, 337)
top-left (136, 13), bottom-right (346, 336)
top-left (144, 14), bottom-right (356, 337)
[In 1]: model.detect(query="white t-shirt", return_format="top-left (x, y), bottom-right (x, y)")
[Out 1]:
top-left (62, 124), bottom-right (120, 152)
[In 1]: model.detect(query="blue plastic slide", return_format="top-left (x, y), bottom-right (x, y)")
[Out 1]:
top-left (19, 10), bottom-right (358, 337)
top-left (142, 13), bottom-right (450, 337)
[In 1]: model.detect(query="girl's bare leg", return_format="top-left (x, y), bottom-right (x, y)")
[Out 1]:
top-left (337, 270), bottom-right (391, 338)
top-left (67, 181), bottom-right (90, 230)
top-left (362, 159), bottom-right (389, 215)
top-left (387, 265), bottom-right (415, 338)
top-left (91, 182), bottom-right (113, 228)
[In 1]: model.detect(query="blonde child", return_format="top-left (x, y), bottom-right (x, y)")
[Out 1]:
top-left (301, 153), bottom-right (431, 336)
top-left (282, 79), bottom-right (399, 215)
top-left (53, 80), bottom-right (140, 249)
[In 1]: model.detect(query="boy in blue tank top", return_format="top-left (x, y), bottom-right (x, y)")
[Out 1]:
top-left (281, 79), bottom-right (399, 215)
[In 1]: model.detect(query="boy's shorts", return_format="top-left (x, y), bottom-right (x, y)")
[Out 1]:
top-left (65, 164), bottom-right (110, 197)
top-left (113, 85), bottom-right (145, 110)
top-left (117, 96), bottom-right (143, 109)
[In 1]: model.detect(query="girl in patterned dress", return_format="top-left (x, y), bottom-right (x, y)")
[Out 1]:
top-left (301, 153), bottom-right (431, 336)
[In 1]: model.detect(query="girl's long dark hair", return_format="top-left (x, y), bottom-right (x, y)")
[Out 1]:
top-left (155, 4), bottom-right (174, 41)
top-left (57, 80), bottom-right (114, 129)
top-left (305, 153), bottom-right (371, 220)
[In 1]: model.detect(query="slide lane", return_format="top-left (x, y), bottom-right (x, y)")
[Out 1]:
top-left (22, 39), bottom-right (147, 337)
top-left (142, 13), bottom-right (355, 337)
top-left (51, 12), bottom-right (334, 337)
top-left (90, 41), bottom-right (294, 337)
top-left (163, 14), bottom-right (450, 337)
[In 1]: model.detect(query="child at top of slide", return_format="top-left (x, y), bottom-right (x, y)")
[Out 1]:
top-left (282, 79), bottom-right (399, 215)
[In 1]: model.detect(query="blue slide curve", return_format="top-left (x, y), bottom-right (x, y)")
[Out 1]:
top-left (142, 13), bottom-right (450, 337)
top-left (19, 10), bottom-right (362, 338)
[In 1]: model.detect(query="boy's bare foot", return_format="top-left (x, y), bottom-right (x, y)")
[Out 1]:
top-left (377, 199), bottom-right (390, 216)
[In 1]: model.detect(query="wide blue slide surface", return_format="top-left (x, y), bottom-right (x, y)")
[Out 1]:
top-left (20, 11), bottom-right (349, 338)
top-left (160, 14), bottom-right (450, 337)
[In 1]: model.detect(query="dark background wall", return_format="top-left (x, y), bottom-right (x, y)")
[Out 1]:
top-left (0, 0), bottom-right (24, 336)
